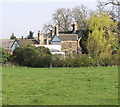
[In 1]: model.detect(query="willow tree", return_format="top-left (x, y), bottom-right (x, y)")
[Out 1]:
top-left (86, 12), bottom-right (118, 56)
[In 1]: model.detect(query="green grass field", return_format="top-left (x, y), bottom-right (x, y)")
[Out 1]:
top-left (2, 66), bottom-right (118, 105)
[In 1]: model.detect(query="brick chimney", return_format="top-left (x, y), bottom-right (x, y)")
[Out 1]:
top-left (51, 28), bottom-right (55, 38)
top-left (38, 31), bottom-right (40, 44)
top-left (73, 22), bottom-right (77, 33)
top-left (46, 36), bottom-right (49, 45)
top-left (55, 25), bottom-right (59, 36)
top-left (38, 31), bottom-right (43, 44)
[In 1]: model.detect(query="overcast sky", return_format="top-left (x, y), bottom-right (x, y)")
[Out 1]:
top-left (1, 0), bottom-right (99, 39)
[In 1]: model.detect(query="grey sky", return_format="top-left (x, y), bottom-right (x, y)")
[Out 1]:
top-left (1, 0), bottom-right (98, 39)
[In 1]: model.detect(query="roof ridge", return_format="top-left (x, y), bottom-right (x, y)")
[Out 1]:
top-left (59, 34), bottom-right (77, 35)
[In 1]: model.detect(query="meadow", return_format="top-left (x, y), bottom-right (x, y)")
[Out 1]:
top-left (2, 66), bottom-right (118, 105)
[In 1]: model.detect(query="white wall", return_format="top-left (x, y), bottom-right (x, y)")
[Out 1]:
top-left (35, 44), bottom-right (61, 51)
top-left (12, 41), bottom-right (20, 52)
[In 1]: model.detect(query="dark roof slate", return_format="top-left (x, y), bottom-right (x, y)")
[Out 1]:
top-left (16, 39), bottom-right (38, 47)
top-left (59, 31), bottom-right (73, 34)
top-left (0, 40), bottom-right (15, 48)
top-left (59, 34), bottom-right (77, 41)
top-left (59, 30), bottom-right (84, 39)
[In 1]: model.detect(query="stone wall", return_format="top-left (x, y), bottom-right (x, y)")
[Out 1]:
top-left (61, 41), bottom-right (81, 55)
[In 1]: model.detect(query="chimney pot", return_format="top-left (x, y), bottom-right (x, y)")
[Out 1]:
top-left (73, 22), bottom-right (77, 33)
top-left (38, 31), bottom-right (40, 44)
top-left (55, 25), bottom-right (59, 36)
top-left (51, 28), bottom-right (55, 38)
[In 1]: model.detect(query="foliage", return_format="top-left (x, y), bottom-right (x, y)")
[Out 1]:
top-left (73, 55), bottom-right (92, 67)
top-left (11, 45), bottom-right (118, 67)
top-left (96, 0), bottom-right (118, 21)
top-left (64, 55), bottom-right (74, 67)
top-left (51, 53), bottom-right (118, 68)
top-left (99, 52), bottom-right (118, 66)
top-left (36, 46), bottom-right (51, 55)
top-left (30, 55), bottom-right (52, 67)
top-left (52, 55), bottom-right (64, 67)
top-left (10, 33), bottom-right (16, 39)
top-left (80, 30), bottom-right (89, 54)
top-left (27, 31), bottom-right (34, 39)
top-left (86, 12), bottom-right (119, 56)
top-left (11, 45), bottom-right (51, 67)
top-left (10, 42), bottom-right (118, 67)
top-left (1, 48), bottom-right (10, 64)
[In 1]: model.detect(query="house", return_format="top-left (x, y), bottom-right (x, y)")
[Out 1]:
top-left (0, 39), bottom-right (15, 55)
top-left (10, 22), bottom-right (84, 55)
top-left (49, 22), bottom-right (83, 54)
top-left (37, 31), bottom-right (51, 45)
top-left (11, 39), bottom-right (38, 52)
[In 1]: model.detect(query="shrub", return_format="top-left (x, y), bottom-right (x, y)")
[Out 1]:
top-left (30, 55), bottom-right (52, 67)
top-left (10, 45), bottom-right (118, 67)
top-left (73, 55), bottom-right (93, 67)
top-left (36, 46), bottom-right (51, 55)
top-left (1, 48), bottom-right (10, 64)
top-left (64, 55), bottom-right (74, 67)
top-left (11, 45), bottom-right (52, 67)
top-left (52, 55), bottom-right (64, 67)
top-left (98, 53), bottom-right (118, 66)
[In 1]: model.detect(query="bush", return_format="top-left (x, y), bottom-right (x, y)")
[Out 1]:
top-left (64, 55), bottom-right (74, 67)
top-left (36, 46), bottom-right (51, 55)
top-left (30, 55), bottom-right (52, 67)
top-left (52, 55), bottom-right (64, 67)
top-left (10, 45), bottom-right (118, 68)
top-left (99, 53), bottom-right (118, 66)
top-left (1, 48), bottom-right (10, 64)
top-left (73, 55), bottom-right (93, 67)
top-left (11, 45), bottom-right (52, 67)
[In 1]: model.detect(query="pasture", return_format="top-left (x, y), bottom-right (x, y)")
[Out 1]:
top-left (2, 66), bottom-right (118, 105)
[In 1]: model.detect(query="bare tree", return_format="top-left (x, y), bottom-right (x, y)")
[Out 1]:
top-left (103, 0), bottom-right (120, 5)
top-left (52, 8), bottom-right (73, 31)
top-left (72, 5), bottom-right (88, 30)
top-left (97, 0), bottom-right (119, 21)
top-left (42, 22), bottom-right (54, 34)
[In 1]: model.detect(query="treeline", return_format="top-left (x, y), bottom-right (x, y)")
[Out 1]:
top-left (2, 46), bottom-right (118, 67)
top-left (42, 0), bottom-right (118, 34)
top-left (10, 31), bottom-right (34, 40)
top-left (52, 54), bottom-right (118, 67)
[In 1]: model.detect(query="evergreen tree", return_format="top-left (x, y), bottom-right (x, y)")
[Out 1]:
top-left (27, 31), bottom-right (34, 39)
top-left (10, 33), bottom-right (16, 39)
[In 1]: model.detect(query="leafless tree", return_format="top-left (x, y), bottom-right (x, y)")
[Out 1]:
top-left (52, 8), bottom-right (73, 31)
top-left (97, 0), bottom-right (119, 21)
top-left (103, 0), bottom-right (120, 6)
top-left (42, 22), bottom-right (54, 35)
top-left (72, 5), bottom-right (88, 30)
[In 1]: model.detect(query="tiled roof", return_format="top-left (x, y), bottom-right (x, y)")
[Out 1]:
top-left (59, 31), bottom-right (73, 34)
top-left (58, 34), bottom-right (77, 41)
top-left (59, 30), bottom-right (84, 39)
top-left (16, 39), bottom-right (37, 47)
top-left (0, 40), bottom-right (15, 48)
